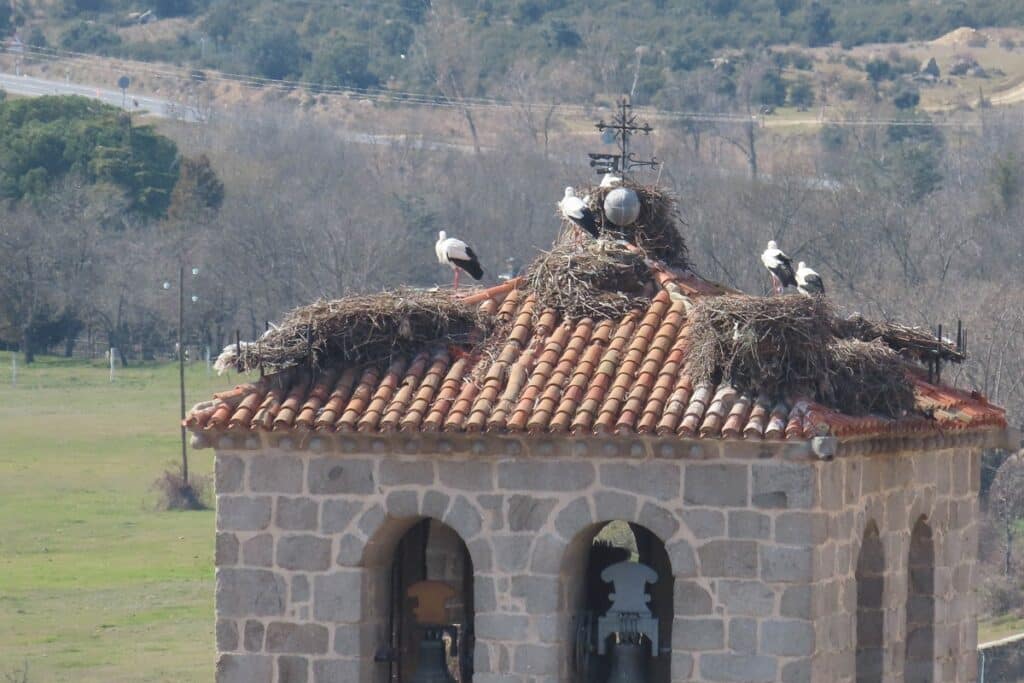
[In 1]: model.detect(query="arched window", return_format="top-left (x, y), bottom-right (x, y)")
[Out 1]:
top-left (564, 521), bottom-right (674, 683)
top-left (365, 518), bottom-right (474, 682)
top-left (904, 516), bottom-right (935, 683)
top-left (856, 521), bottom-right (885, 683)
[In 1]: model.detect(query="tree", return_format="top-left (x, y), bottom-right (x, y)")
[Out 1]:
top-left (789, 79), bottom-right (815, 109)
top-left (60, 20), bottom-right (121, 53)
top-left (243, 22), bottom-right (306, 80)
top-left (865, 58), bottom-right (893, 84)
top-left (775, 0), bottom-right (800, 17)
top-left (149, 0), bottom-right (193, 18)
top-left (306, 37), bottom-right (379, 90)
top-left (806, 1), bottom-right (834, 47)
top-left (893, 83), bottom-right (920, 110)
top-left (168, 155), bottom-right (224, 221)
top-left (990, 455), bottom-right (1024, 576)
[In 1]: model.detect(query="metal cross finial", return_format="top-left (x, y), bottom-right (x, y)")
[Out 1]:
top-left (589, 96), bottom-right (659, 178)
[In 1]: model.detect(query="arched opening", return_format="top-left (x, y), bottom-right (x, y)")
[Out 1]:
top-left (364, 517), bottom-right (474, 683)
top-left (856, 521), bottom-right (886, 683)
top-left (563, 521), bottom-right (674, 683)
top-left (904, 516), bottom-right (935, 683)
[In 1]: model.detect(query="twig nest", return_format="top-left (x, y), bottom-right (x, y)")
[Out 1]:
top-left (603, 187), bottom-right (641, 227)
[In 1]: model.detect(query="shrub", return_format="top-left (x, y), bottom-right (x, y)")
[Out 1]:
top-left (152, 463), bottom-right (210, 511)
top-left (60, 20), bottom-right (121, 53)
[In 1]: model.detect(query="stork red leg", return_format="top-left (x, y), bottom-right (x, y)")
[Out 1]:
top-left (453, 269), bottom-right (460, 290)
top-left (771, 273), bottom-right (782, 295)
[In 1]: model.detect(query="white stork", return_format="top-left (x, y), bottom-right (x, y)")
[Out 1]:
top-left (558, 187), bottom-right (600, 238)
top-left (599, 173), bottom-right (623, 188)
top-left (760, 240), bottom-right (797, 294)
top-left (796, 261), bottom-right (825, 297)
top-left (435, 231), bottom-right (483, 289)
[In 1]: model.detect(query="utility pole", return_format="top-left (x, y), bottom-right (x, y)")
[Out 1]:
top-left (178, 265), bottom-right (188, 488)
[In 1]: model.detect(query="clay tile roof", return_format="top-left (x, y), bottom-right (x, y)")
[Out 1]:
top-left (188, 265), bottom-right (1006, 445)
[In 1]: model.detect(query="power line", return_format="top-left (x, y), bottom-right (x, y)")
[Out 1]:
top-left (4, 42), bottom-right (988, 128)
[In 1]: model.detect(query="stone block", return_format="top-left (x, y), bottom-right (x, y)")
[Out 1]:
top-left (638, 502), bottom-right (680, 541)
top-left (354, 503), bottom-right (384, 538)
top-left (682, 509), bottom-right (726, 539)
top-left (276, 535), bottom-right (332, 571)
top-left (244, 619), bottom-right (265, 652)
top-left (685, 464), bottom-right (749, 506)
top-left (476, 613), bottom-right (529, 641)
top-left (249, 455), bottom-right (303, 494)
top-left (728, 511), bottom-right (770, 540)
top-left (313, 571), bottom-right (362, 623)
top-left (335, 533), bottom-right (365, 567)
top-left (775, 512), bottom-right (828, 545)
top-left (667, 539), bottom-right (698, 577)
top-left (242, 534), bottom-right (274, 567)
top-left (320, 499), bottom-right (363, 534)
top-left (439, 460), bottom-right (495, 490)
top-left (421, 490), bottom-right (451, 518)
top-left (308, 458), bottom-right (374, 495)
top-left (217, 568), bottom-right (287, 618)
top-left (728, 617), bottom-right (757, 653)
top-left (593, 491), bottom-right (638, 521)
top-left (217, 619), bottom-right (239, 651)
top-left (672, 652), bottom-right (695, 679)
top-left (698, 540), bottom-right (758, 578)
top-left (218, 496), bottom-right (272, 532)
top-left (780, 585), bottom-right (812, 618)
top-left (499, 461), bottom-right (595, 492)
top-left (762, 619), bottom-right (814, 656)
top-left (474, 576), bottom-right (498, 613)
top-left (672, 618), bottom-right (725, 650)
top-left (276, 497), bottom-right (318, 531)
top-left (674, 580), bottom-right (713, 616)
top-left (511, 576), bottom-right (561, 614)
top-left (467, 537), bottom-right (494, 573)
top-left (507, 495), bottom-right (557, 532)
top-left (781, 657), bottom-right (811, 683)
top-left (699, 653), bottom-right (777, 682)
top-left (529, 534), bottom-right (564, 575)
top-left (600, 462), bottom-right (680, 501)
top-left (265, 622), bottom-right (329, 655)
top-left (378, 458), bottom-right (434, 486)
top-left (291, 575), bottom-right (310, 603)
top-left (216, 455), bottom-right (245, 493)
top-left (761, 546), bottom-right (813, 583)
top-left (333, 624), bottom-right (362, 657)
top-left (277, 656), bottom-right (308, 683)
top-left (716, 580), bottom-right (776, 616)
top-left (554, 497), bottom-right (593, 540)
top-left (752, 462), bottom-right (814, 509)
top-left (384, 490), bottom-right (419, 518)
top-left (512, 644), bottom-right (559, 674)
top-left (312, 659), bottom-right (360, 682)
top-left (444, 496), bottom-right (483, 539)
top-left (493, 535), bottom-right (533, 572)
top-left (216, 654), bottom-right (272, 683)
top-left (217, 532), bottom-right (239, 566)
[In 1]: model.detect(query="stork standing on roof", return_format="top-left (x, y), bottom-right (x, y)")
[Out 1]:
top-left (796, 261), bottom-right (825, 296)
top-left (760, 240), bottom-right (797, 294)
top-left (558, 187), bottom-right (600, 238)
top-left (435, 230), bottom-right (484, 290)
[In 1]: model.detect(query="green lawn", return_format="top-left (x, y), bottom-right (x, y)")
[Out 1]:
top-left (0, 352), bottom-right (231, 682)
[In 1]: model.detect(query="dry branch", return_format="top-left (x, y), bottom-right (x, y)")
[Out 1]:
top-left (827, 339), bottom-right (916, 416)
top-left (833, 314), bottom-right (965, 363)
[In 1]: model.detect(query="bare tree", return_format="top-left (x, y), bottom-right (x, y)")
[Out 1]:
top-left (990, 454), bottom-right (1024, 576)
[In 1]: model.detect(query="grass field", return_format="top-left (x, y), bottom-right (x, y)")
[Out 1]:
top-left (0, 351), bottom-right (231, 682)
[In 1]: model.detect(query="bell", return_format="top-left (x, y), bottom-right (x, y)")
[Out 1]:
top-left (410, 628), bottom-right (455, 683)
top-left (606, 636), bottom-right (649, 683)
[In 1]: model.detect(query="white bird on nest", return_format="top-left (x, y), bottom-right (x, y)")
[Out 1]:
top-left (600, 173), bottom-right (623, 188)
top-left (558, 187), bottom-right (600, 238)
top-left (435, 230), bottom-right (484, 290)
top-left (796, 261), bottom-right (825, 297)
top-left (760, 240), bottom-right (798, 294)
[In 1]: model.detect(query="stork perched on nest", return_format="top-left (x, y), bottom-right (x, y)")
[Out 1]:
top-left (760, 240), bottom-right (797, 294)
top-left (435, 231), bottom-right (483, 289)
top-left (796, 261), bottom-right (825, 296)
top-left (558, 187), bottom-right (600, 238)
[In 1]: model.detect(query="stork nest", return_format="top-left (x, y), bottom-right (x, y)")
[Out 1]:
top-left (558, 181), bottom-right (690, 269)
top-left (213, 289), bottom-right (492, 375)
top-left (688, 294), bottom-right (834, 399)
top-left (525, 240), bottom-right (654, 321)
top-left (832, 314), bottom-right (965, 363)
top-left (826, 339), bottom-right (917, 417)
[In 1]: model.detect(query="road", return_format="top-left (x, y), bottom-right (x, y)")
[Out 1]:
top-left (0, 70), bottom-right (479, 152)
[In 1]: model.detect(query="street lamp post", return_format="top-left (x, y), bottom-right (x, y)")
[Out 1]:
top-left (164, 266), bottom-right (199, 489)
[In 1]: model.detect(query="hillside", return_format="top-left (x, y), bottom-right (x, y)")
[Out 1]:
top-left (7, 0), bottom-right (1024, 109)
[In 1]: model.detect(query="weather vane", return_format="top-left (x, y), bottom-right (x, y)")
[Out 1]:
top-left (589, 96), bottom-right (659, 178)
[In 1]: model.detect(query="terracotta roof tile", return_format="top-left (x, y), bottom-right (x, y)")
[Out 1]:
top-left (189, 268), bottom-right (1006, 444)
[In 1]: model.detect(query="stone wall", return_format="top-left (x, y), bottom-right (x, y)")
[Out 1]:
top-left (211, 441), bottom-right (981, 683)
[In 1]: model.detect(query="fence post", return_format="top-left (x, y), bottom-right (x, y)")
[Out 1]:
top-left (11, 354), bottom-right (16, 387)
top-left (110, 348), bottom-right (116, 383)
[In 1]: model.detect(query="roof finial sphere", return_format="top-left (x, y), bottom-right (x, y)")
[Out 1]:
top-left (603, 187), bottom-right (641, 227)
